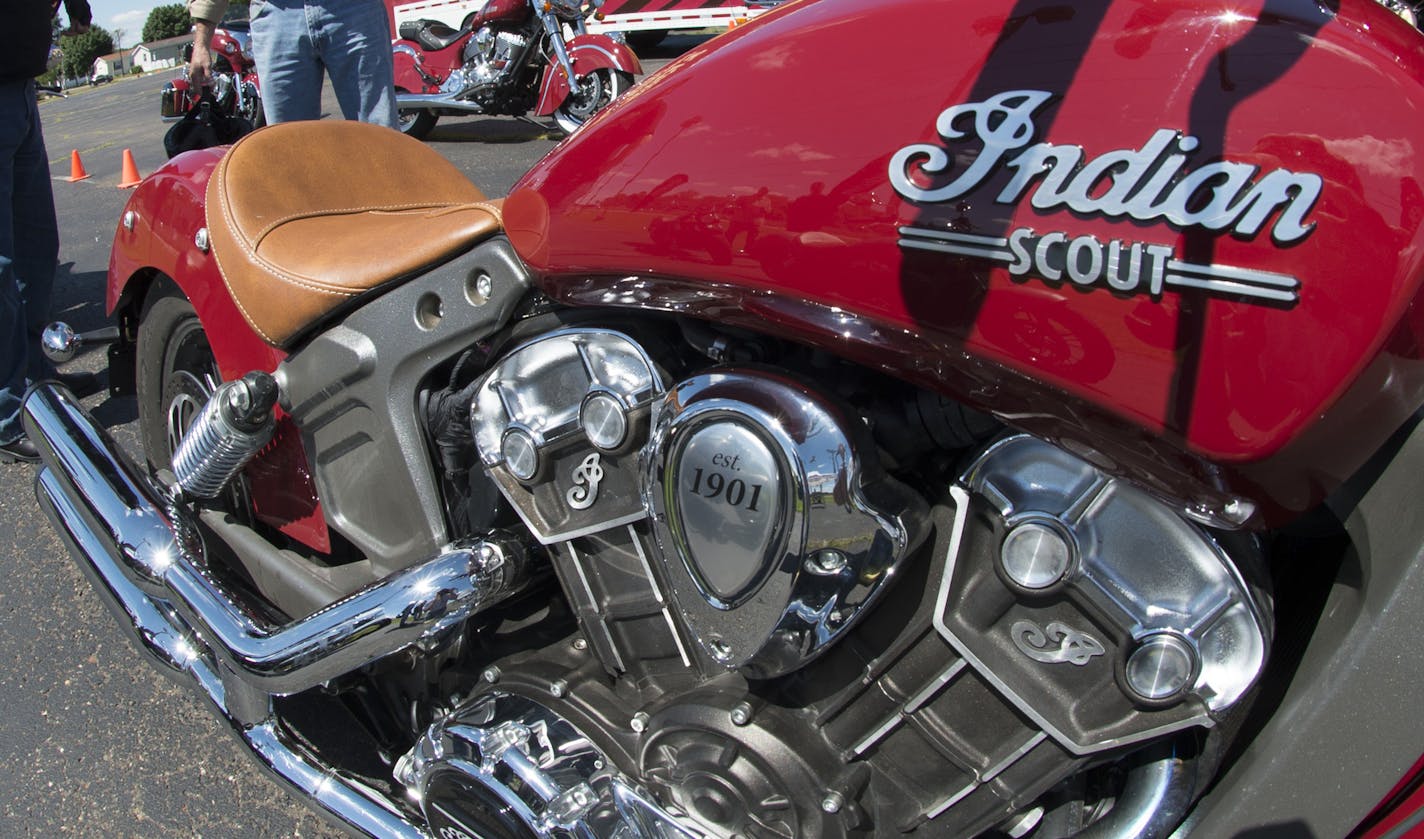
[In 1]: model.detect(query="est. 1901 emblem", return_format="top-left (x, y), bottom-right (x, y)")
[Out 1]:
top-left (890, 90), bottom-right (1319, 305)
top-left (1011, 619), bottom-right (1106, 666)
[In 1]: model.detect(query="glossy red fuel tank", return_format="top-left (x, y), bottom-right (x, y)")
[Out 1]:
top-left (505, 0), bottom-right (1424, 524)
top-left (470, 0), bottom-right (529, 28)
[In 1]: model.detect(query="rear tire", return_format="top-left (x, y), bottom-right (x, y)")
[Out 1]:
top-left (398, 105), bottom-right (438, 140)
top-left (552, 69), bottom-right (633, 135)
top-left (136, 285), bottom-right (256, 517)
top-left (242, 91), bottom-right (266, 128)
top-left (137, 287), bottom-right (218, 474)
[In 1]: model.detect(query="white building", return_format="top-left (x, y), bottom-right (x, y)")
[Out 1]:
top-left (91, 50), bottom-right (135, 78)
top-left (132, 34), bottom-right (190, 72)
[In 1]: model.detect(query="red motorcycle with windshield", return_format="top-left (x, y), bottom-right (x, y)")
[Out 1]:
top-left (21, 0), bottom-right (1424, 837)
top-left (159, 25), bottom-right (264, 128)
top-left (392, 0), bottom-right (640, 137)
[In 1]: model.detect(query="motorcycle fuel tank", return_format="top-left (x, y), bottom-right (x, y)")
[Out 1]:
top-left (470, 0), bottom-right (529, 28)
top-left (504, 0), bottom-right (1424, 524)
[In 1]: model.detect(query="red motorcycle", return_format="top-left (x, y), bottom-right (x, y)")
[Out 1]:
top-left (21, 0), bottom-right (1424, 837)
top-left (159, 25), bottom-right (263, 127)
top-left (392, 0), bottom-right (640, 137)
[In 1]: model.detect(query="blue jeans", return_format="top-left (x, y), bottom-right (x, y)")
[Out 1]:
top-left (250, 0), bottom-right (398, 128)
top-left (0, 79), bottom-right (59, 446)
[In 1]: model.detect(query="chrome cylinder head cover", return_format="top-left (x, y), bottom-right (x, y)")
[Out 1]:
top-left (470, 329), bottom-right (665, 544)
top-left (934, 435), bottom-right (1271, 754)
top-left (645, 369), bottom-right (929, 678)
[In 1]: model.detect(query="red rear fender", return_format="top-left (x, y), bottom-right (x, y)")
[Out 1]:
top-left (107, 144), bottom-right (329, 554)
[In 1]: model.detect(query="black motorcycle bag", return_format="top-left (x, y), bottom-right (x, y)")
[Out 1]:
top-left (163, 90), bottom-right (255, 159)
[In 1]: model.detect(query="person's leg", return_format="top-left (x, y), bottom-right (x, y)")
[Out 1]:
top-left (13, 83), bottom-right (59, 384)
top-left (313, 0), bottom-right (397, 128)
top-left (251, 0), bottom-right (325, 123)
top-left (0, 80), bottom-right (57, 449)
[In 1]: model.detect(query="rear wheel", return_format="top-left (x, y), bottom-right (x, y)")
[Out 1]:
top-left (137, 289), bottom-right (216, 472)
top-left (552, 68), bottom-right (633, 135)
top-left (241, 90), bottom-right (266, 128)
top-left (397, 91), bottom-right (439, 140)
top-left (135, 286), bottom-right (253, 517)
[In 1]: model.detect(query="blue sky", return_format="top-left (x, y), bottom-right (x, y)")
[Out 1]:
top-left (81, 1), bottom-right (180, 47)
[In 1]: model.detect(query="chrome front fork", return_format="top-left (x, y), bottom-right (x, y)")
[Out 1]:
top-left (542, 13), bottom-right (581, 89)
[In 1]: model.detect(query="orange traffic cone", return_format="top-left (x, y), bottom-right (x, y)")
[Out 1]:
top-left (117, 149), bottom-right (142, 189)
top-left (65, 150), bottom-right (90, 182)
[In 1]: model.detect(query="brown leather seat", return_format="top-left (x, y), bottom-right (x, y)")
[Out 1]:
top-left (206, 120), bottom-right (504, 348)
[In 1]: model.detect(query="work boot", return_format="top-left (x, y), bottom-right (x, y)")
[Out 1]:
top-left (0, 435), bottom-right (40, 464)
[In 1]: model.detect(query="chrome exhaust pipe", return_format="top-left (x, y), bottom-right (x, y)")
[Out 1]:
top-left (1076, 739), bottom-right (1198, 839)
top-left (395, 92), bottom-right (489, 113)
top-left (37, 468), bottom-right (427, 839)
top-left (23, 382), bottom-right (530, 695)
top-left (21, 382), bottom-right (535, 837)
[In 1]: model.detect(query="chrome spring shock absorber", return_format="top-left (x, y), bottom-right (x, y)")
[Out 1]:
top-left (172, 371), bottom-right (279, 500)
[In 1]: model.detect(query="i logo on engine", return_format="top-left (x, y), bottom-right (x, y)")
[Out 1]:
top-left (1010, 619), bottom-right (1105, 666)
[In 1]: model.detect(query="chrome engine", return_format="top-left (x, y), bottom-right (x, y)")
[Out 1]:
top-left (25, 305), bottom-right (1275, 837)
top-left (398, 326), bottom-right (1274, 838)
top-left (443, 27), bottom-right (531, 92)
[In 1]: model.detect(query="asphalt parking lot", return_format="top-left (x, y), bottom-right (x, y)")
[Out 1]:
top-left (0, 36), bottom-right (700, 838)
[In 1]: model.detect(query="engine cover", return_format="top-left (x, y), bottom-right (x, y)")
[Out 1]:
top-left (471, 328), bottom-right (665, 544)
top-left (645, 369), bottom-right (929, 678)
top-left (396, 691), bottom-right (695, 838)
top-left (938, 435), bottom-right (1271, 753)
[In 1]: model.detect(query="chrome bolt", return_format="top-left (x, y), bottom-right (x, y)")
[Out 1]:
top-left (476, 274), bottom-right (493, 299)
top-left (1125, 633), bottom-right (1197, 702)
top-left (501, 428), bottom-right (539, 482)
top-left (630, 712), bottom-right (650, 733)
top-left (1222, 497), bottom-right (1254, 526)
top-left (122, 211), bottom-right (137, 231)
top-left (813, 549), bottom-right (848, 573)
top-left (1000, 520), bottom-right (1073, 590)
top-left (482, 666), bottom-right (502, 684)
top-left (549, 782), bottom-right (599, 823)
top-left (572, 637), bottom-right (588, 652)
top-left (730, 701), bottom-right (753, 726)
top-left (821, 791), bottom-right (845, 814)
top-left (194, 227), bottom-right (210, 253)
top-left (549, 679), bottom-right (568, 699)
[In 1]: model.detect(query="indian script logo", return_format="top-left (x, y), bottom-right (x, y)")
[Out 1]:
top-left (566, 452), bottom-right (605, 511)
top-left (890, 90), bottom-right (1320, 305)
top-left (1010, 619), bottom-right (1106, 667)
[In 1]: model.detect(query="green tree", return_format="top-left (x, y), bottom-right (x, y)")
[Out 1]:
top-left (142, 4), bottom-right (191, 43)
top-left (56, 26), bottom-right (115, 80)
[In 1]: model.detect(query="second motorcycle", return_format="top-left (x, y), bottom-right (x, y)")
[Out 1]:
top-left (392, 0), bottom-right (640, 137)
top-left (159, 24), bottom-right (263, 129)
